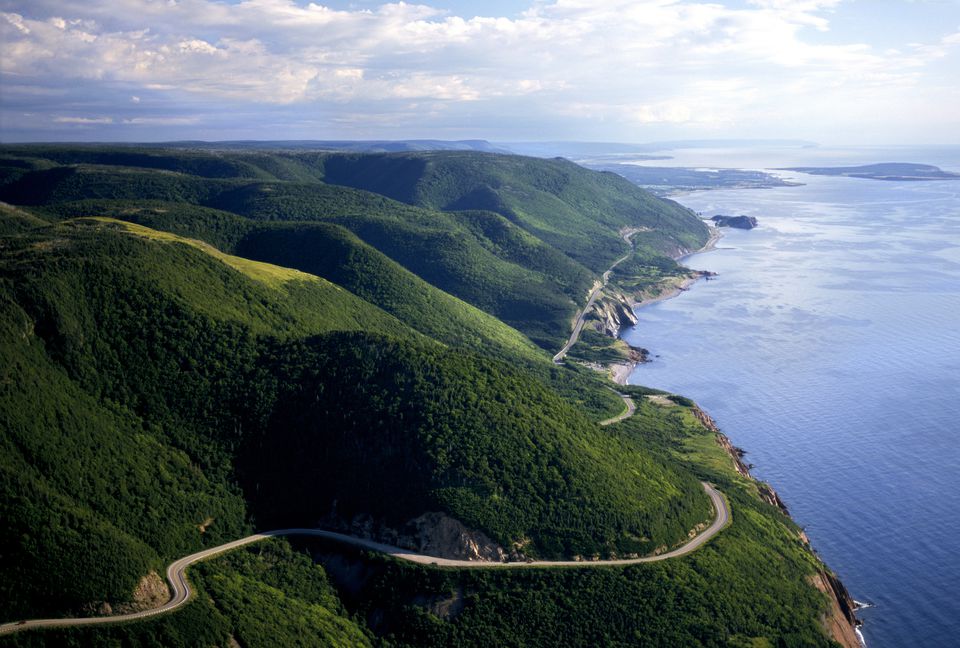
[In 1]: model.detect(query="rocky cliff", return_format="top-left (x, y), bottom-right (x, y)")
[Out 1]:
top-left (321, 510), bottom-right (517, 562)
top-left (692, 406), bottom-right (862, 646)
top-left (586, 288), bottom-right (638, 338)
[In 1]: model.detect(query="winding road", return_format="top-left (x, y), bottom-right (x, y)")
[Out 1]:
top-left (0, 483), bottom-right (728, 635)
top-left (553, 232), bottom-right (638, 364)
top-left (1, 224), bottom-right (731, 636)
top-left (599, 392), bottom-right (636, 426)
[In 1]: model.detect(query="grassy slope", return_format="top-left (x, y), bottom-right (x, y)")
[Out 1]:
top-left (0, 202), bottom-right (50, 234)
top-left (234, 221), bottom-right (547, 365)
top-left (0, 147), bottom-right (708, 349)
top-left (1, 166), bottom-right (591, 348)
top-left (0, 219), bottom-right (412, 618)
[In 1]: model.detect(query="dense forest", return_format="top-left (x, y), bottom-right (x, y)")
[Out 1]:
top-left (0, 145), bottom-right (847, 646)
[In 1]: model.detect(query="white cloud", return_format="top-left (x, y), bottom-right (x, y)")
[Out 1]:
top-left (1, 0), bottom-right (958, 141)
top-left (54, 116), bottom-right (114, 123)
top-left (122, 116), bottom-right (199, 124)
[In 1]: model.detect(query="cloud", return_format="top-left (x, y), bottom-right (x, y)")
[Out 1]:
top-left (1, 1), bottom-right (958, 141)
top-left (53, 116), bottom-right (114, 123)
top-left (121, 116), bottom-right (200, 125)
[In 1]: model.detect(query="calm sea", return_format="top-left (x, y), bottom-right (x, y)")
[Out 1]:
top-left (621, 146), bottom-right (960, 647)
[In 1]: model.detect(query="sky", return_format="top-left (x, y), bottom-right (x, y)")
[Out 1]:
top-left (1, 0), bottom-right (958, 144)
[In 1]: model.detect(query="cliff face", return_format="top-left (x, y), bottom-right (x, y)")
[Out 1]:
top-left (810, 569), bottom-right (863, 648)
top-left (586, 289), bottom-right (638, 338)
top-left (693, 406), bottom-right (862, 646)
top-left (321, 510), bottom-right (517, 562)
top-left (409, 512), bottom-right (513, 562)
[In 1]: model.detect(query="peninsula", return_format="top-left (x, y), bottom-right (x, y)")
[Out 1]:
top-left (780, 162), bottom-right (960, 181)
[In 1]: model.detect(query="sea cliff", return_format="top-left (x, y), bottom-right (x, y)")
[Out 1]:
top-left (694, 407), bottom-right (862, 647)
top-left (607, 232), bottom-right (863, 647)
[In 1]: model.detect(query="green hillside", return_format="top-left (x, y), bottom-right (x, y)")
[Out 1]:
top-left (0, 146), bottom-right (845, 648)
top-left (234, 221), bottom-right (547, 364)
top-left (0, 146), bottom-right (709, 350)
top-left (0, 166), bottom-right (592, 347)
top-left (317, 151), bottom-right (710, 270)
top-left (0, 217), bottom-right (710, 619)
top-left (0, 218), bottom-right (412, 617)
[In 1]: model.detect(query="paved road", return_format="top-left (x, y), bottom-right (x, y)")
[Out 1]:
top-left (599, 392), bottom-right (636, 426)
top-left (0, 483), bottom-right (728, 635)
top-left (553, 234), bottom-right (638, 364)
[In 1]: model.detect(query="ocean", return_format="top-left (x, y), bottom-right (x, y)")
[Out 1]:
top-left (620, 146), bottom-right (960, 647)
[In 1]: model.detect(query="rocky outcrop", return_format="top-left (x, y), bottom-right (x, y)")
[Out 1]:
top-left (409, 512), bottom-right (510, 562)
top-left (693, 405), bottom-right (861, 645)
top-left (809, 569), bottom-right (863, 648)
top-left (587, 289), bottom-right (638, 338)
top-left (321, 510), bottom-right (516, 562)
top-left (85, 571), bottom-right (171, 617)
top-left (711, 214), bottom-right (758, 229)
top-left (757, 482), bottom-right (790, 515)
top-left (714, 431), bottom-right (752, 479)
top-left (120, 571), bottom-right (170, 613)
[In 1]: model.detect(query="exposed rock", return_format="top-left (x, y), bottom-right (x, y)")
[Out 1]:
top-left (691, 405), bottom-right (720, 432)
top-left (320, 510), bottom-right (516, 562)
top-left (113, 571), bottom-right (170, 614)
top-left (757, 482), bottom-right (790, 515)
top-left (809, 569), bottom-right (863, 648)
top-left (628, 346), bottom-right (649, 363)
top-left (710, 214), bottom-right (758, 229)
top-left (587, 289), bottom-right (638, 338)
top-left (409, 512), bottom-right (511, 562)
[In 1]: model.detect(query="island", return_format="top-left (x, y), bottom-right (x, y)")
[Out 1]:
top-left (779, 162), bottom-right (960, 181)
top-left (711, 214), bottom-right (758, 229)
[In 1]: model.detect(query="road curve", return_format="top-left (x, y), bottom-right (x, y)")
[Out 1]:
top-left (599, 392), bottom-right (636, 426)
top-left (553, 234), bottom-right (637, 364)
top-left (0, 483), bottom-right (728, 635)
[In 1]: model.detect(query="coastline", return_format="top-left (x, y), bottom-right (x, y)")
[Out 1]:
top-left (608, 224), bottom-right (722, 385)
top-left (603, 223), bottom-right (863, 647)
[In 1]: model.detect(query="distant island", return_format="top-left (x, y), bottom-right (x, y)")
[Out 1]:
top-left (779, 162), bottom-right (960, 181)
top-left (710, 214), bottom-right (758, 229)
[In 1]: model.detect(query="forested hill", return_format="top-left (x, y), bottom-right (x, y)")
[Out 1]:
top-left (318, 150), bottom-right (709, 270)
top-left (0, 146), bottom-right (708, 348)
top-left (0, 145), bottom-right (844, 648)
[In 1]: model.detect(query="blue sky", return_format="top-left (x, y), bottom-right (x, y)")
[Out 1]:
top-left (1, 0), bottom-right (958, 143)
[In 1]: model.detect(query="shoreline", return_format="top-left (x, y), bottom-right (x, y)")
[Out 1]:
top-left (608, 224), bottom-right (722, 386)
top-left (602, 222), bottom-right (864, 647)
